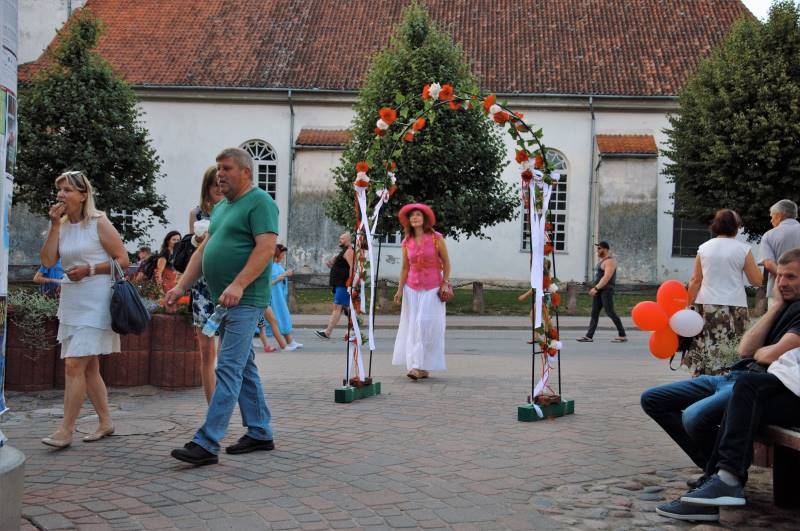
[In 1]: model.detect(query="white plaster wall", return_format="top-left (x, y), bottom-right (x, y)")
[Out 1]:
top-left (19, 0), bottom-right (85, 64)
top-left (136, 96), bottom-right (699, 286)
top-left (137, 99), bottom-right (354, 250)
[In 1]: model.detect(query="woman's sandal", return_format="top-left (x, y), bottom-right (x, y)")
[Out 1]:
top-left (611, 337), bottom-right (628, 343)
top-left (576, 336), bottom-right (593, 342)
top-left (263, 345), bottom-right (278, 353)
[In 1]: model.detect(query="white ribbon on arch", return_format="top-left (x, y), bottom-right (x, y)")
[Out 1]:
top-left (354, 186), bottom-right (376, 351)
top-left (527, 171), bottom-right (554, 418)
top-left (529, 173), bottom-right (553, 329)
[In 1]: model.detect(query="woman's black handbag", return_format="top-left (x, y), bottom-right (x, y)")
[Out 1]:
top-left (110, 259), bottom-right (150, 335)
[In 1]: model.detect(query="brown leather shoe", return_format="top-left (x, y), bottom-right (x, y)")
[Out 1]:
top-left (418, 370), bottom-right (429, 379)
top-left (407, 369), bottom-right (419, 380)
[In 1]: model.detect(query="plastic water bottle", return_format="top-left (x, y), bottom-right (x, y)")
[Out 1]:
top-left (202, 305), bottom-right (228, 337)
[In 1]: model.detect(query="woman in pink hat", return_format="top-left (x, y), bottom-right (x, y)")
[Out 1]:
top-left (392, 203), bottom-right (452, 379)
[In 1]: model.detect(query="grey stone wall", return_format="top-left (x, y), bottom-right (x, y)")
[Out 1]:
top-left (597, 158), bottom-right (658, 283)
top-left (285, 190), bottom-right (346, 279)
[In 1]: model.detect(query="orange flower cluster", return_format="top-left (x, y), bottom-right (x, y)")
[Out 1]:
top-left (379, 107), bottom-right (397, 125)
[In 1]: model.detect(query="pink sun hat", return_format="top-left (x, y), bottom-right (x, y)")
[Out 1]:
top-left (398, 203), bottom-right (436, 227)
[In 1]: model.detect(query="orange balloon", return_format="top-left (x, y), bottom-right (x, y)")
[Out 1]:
top-left (631, 301), bottom-right (669, 331)
top-left (649, 328), bottom-right (679, 359)
top-left (657, 280), bottom-right (689, 316)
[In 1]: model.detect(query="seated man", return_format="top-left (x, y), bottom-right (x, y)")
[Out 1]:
top-left (678, 249), bottom-right (800, 509)
top-left (642, 247), bottom-right (800, 522)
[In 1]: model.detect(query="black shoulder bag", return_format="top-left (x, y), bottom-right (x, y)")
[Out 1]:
top-left (110, 259), bottom-right (150, 335)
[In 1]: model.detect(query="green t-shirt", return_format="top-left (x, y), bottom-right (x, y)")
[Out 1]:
top-left (203, 186), bottom-right (278, 307)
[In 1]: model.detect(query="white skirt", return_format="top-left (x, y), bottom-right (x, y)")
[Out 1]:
top-left (392, 285), bottom-right (446, 371)
top-left (58, 324), bottom-right (120, 358)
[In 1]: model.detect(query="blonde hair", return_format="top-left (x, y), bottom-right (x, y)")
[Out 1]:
top-left (55, 171), bottom-right (103, 226)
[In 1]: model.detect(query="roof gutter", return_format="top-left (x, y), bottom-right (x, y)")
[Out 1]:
top-left (287, 89), bottom-right (295, 263)
top-left (586, 95), bottom-right (596, 283)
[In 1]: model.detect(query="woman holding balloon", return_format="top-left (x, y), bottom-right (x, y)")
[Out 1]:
top-left (684, 209), bottom-right (762, 375)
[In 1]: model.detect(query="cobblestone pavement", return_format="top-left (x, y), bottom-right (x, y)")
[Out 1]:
top-left (2, 325), bottom-right (798, 530)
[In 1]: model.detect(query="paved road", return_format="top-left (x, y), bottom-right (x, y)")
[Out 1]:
top-left (2, 322), bottom-right (797, 530)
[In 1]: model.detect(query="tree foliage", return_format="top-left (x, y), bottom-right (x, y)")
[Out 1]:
top-left (325, 2), bottom-right (515, 240)
top-left (16, 9), bottom-right (167, 243)
top-left (664, 0), bottom-right (800, 240)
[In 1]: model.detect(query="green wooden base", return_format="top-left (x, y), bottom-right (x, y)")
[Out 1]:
top-left (335, 381), bottom-right (382, 403)
top-left (518, 398), bottom-right (574, 422)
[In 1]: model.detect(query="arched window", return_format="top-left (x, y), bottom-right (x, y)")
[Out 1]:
top-left (240, 140), bottom-right (277, 200)
top-left (522, 149), bottom-right (568, 252)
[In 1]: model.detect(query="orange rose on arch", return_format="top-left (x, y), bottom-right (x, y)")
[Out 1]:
top-left (515, 150), bottom-right (528, 164)
top-left (482, 94), bottom-right (496, 113)
top-left (543, 243), bottom-right (554, 255)
top-left (379, 107), bottom-right (397, 125)
top-left (551, 292), bottom-right (561, 306)
top-left (493, 111), bottom-right (510, 124)
top-left (412, 117), bottom-right (427, 131)
top-left (355, 161), bottom-right (369, 173)
top-left (422, 84), bottom-right (431, 100)
top-left (403, 131), bottom-right (415, 142)
top-left (439, 84), bottom-right (454, 101)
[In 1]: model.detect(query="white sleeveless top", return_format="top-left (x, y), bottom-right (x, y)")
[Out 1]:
top-left (695, 237), bottom-right (750, 307)
top-left (57, 216), bottom-right (114, 329)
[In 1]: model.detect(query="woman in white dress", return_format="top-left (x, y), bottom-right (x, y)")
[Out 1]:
top-left (39, 171), bottom-right (129, 448)
top-left (392, 203), bottom-right (451, 380)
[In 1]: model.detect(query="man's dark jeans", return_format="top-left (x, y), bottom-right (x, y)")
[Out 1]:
top-left (641, 374), bottom-right (738, 470)
top-left (586, 287), bottom-right (626, 338)
top-left (707, 372), bottom-right (800, 483)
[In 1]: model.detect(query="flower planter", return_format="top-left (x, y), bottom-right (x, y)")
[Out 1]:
top-left (148, 313), bottom-right (201, 389)
top-left (101, 328), bottom-right (151, 387)
top-left (4, 318), bottom-right (59, 391)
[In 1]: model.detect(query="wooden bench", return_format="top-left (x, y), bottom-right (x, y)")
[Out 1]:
top-left (753, 425), bottom-right (800, 508)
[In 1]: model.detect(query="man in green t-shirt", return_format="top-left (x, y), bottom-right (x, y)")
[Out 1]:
top-left (165, 147), bottom-right (278, 466)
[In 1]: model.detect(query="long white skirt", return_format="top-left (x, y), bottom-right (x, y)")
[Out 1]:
top-left (392, 285), bottom-right (446, 371)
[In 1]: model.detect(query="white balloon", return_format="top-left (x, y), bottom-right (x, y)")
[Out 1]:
top-left (669, 309), bottom-right (704, 337)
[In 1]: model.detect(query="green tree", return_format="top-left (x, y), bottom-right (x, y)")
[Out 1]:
top-left (16, 9), bottom-right (167, 243)
top-left (664, 0), bottom-right (800, 239)
top-left (325, 2), bottom-right (515, 240)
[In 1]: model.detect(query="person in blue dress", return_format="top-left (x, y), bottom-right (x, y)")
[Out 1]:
top-left (33, 258), bottom-right (65, 296)
top-left (266, 244), bottom-right (302, 350)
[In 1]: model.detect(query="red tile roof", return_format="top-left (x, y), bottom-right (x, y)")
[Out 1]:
top-left (26, 0), bottom-right (751, 97)
top-left (296, 129), bottom-right (351, 147)
top-left (596, 134), bottom-right (658, 155)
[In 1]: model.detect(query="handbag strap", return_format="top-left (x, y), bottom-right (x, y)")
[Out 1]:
top-left (109, 258), bottom-right (125, 281)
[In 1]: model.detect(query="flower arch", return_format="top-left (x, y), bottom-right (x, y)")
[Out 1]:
top-left (344, 83), bottom-right (563, 416)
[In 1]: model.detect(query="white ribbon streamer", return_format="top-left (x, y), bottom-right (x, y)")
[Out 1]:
top-left (355, 187), bottom-right (377, 350)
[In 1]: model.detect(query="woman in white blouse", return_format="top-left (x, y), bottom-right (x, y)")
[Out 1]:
top-left (685, 209), bottom-right (762, 375)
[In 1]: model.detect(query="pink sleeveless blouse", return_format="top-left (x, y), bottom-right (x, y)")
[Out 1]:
top-left (403, 231), bottom-right (443, 291)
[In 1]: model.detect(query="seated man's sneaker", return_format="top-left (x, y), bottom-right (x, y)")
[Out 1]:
top-left (680, 474), bottom-right (746, 506)
top-left (170, 441), bottom-right (218, 466)
top-left (314, 330), bottom-right (330, 339)
top-left (686, 473), bottom-right (711, 489)
top-left (656, 499), bottom-right (719, 522)
top-left (225, 435), bottom-right (275, 455)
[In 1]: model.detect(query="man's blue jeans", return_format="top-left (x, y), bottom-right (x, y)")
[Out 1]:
top-left (193, 305), bottom-right (273, 454)
top-left (640, 374), bottom-right (738, 470)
